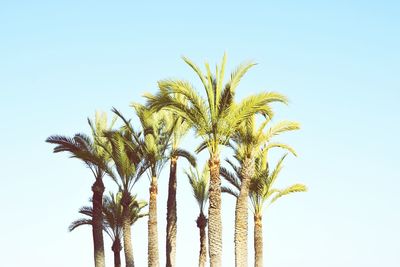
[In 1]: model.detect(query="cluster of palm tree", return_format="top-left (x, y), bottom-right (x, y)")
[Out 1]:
top-left (46, 54), bottom-right (306, 267)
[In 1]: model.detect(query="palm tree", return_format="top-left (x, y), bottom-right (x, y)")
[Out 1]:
top-left (229, 117), bottom-right (300, 267)
top-left (101, 129), bottom-right (142, 267)
top-left (69, 192), bottom-right (147, 267)
top-left (222, 152), bottom-right (307, 267)
top-left (46, 112), bottom-right (115, 267)
top-left (130, 104), bottom-right (172, 267)
top-left (103, 192), bottom-right (147, 267)
top-left (165, 110), bottom-right (196, 267)
top-left (144, 54), bottom-right (288, 266)
top-left (186, 166), bottom-right (209, 267)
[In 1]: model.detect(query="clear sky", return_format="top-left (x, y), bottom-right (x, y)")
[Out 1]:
top-left (1, 1), bottom-right (399, 266)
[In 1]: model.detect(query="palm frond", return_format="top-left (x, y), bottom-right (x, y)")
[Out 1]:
top-left (263, 142), bottom-right (298, 157)
top-left (68, 218), bottom-right (92, 232)
top-left (227, 61), bottom-right (257, 93)
top-left (221, 185), bottom-right (239, 198)
top-left (186, 166), bottom-right (209, 213)
top-left (220, 166), bottom-right (241, 191)
top-left (270, 184), bottom-right (307, 204)
top-left (264, 121), bottom-right (300, 140)
top-left (267, 153), bottom-right (287, 187)
top-left (173, 148), bottom-right (197, 167)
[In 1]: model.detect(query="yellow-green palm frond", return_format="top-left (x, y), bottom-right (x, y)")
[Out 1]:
top-left (186, 165), bottom-right (209, 214)
top-left (144, 90), bottom-right (210, 137)
top-left (269, 184), bottom-right (307, 204)
top-left (87, 111), bottom-right (117, 162)
top-left (264, 121), bottom-right (300, 141)
top-left (157, 79), bottom-right (209, 124)
top-left (226, 92), bottom-right (288, 125)
top-left (263, 142), bottom-right (298, 157)
top-left (181, 56), bottom-right (208, 89)
top-left (226, 60), bottom-right (257, 93)
top-left (267, 153), bottom-right (287, 188)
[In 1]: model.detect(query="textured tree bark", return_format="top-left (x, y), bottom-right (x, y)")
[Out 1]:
top-left (254, 214), bottom-right (263, 267)
top-left (112, 238), bottom-right (122, 267)
top-left (208, 155), bottom-right (222, 267)
top-left (91, 178), bottom-right (106, 267)
top-left (148, 177), bottom-right (160, 267)
top-left (122, 192), bottom-right (135, 267)
top-left (197, 213), bottom-right (208, 267)
top-left (235, 157), bottom-right (254, 267)
top-left (166, 156), bottom-right (178, 267)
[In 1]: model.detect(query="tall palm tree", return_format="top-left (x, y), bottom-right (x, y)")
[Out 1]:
top-left (130, 104), bottom-right (172, 267)
top-left (165, 110), bottom-right (196, 267)
top-left (222, 152), bottom-right (307, 267)
top-left (144, 54), bottom-right (288, 266)
top-left (46, 112), bottom-right (115, 267)
top-left (229, 117), bottom-right (300, 267)
top-left (69, 192), bottom-right (147, 267)
top-left (186, 166), bottom-right (209, 267)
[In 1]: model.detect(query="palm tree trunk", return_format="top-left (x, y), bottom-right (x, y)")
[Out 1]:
top-left (112, 238), bottom-right (122, 267)
top-left (122, 193), bottom-right (135, 267)
top-left (166, 156), bottom-right (178, 267)
top-left (254, 214), bottom-right (263, 267)
top-left (208, 155), bottom-right (222, 267)
top-left (235, 157), bottom-right (254, 267)
top-left (197, 213), bottom-right (207, 267)
top-left (148, 176), bottom-right (160, 267)
top-left (92, 178), bottom-right (106, 267)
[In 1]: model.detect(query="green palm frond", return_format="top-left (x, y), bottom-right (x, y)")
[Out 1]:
top-left (172, 148), bottom-right (197, 167)
top-left (221, 185), bottom-right (239, 198)
top-left (70, 192), bottom-right (147, 241)
top-left (47, 111), bottom-right (116, 183)
top-left (220, 166), bottom-right (241, 191)
top-left (69, 218), bottom-right (92, 232)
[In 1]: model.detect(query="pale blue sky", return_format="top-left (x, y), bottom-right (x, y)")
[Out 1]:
top-left (1, 1), bottom-right (399, 266)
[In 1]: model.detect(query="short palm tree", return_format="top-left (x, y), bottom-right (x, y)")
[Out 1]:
top-left (144, 54), bottom-right (288, 266)
top-left (69, 192), bottom-right (147, 267)
top-left (222, 152), bottom-right (307, 267)
top-left (229, 116), bottom-right (300, 267)
top-left (186, 165), bottom-right (209, 267)
top-left (103, 192), bottom-right (147, 267)
top-left (46, 112), bottom-right (115, 267)
top-left (165, 109), bottom-right (196, 267)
